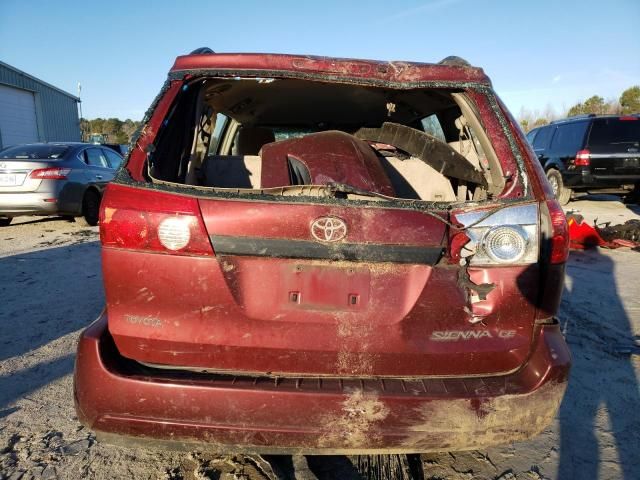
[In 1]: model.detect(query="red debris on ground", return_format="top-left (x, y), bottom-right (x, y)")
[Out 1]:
top-left (567, 214), bottom-right (640, 250)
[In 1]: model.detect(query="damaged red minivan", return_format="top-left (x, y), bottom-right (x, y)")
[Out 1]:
top-left (74, 50), bottom-right (571, 453)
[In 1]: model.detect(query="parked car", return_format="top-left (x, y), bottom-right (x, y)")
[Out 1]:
top-left (0, 142), bottom-right (123, 226)
top-left (102, 143), bottom-right (130, 157)
top-left (526, 114), bottom-right (640, 204)
top-left (74, 51), bottom-right (571, 454)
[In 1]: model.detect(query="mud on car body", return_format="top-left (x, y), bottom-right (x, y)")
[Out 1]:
top-left (73, 50), bottom-right (571, 453)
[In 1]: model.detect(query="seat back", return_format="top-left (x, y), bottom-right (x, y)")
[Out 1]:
top-left (232, 127), bottom-right (275, 155)
top-left (201, 155), bottom-right (262, 188)
top-left (378, 156), bottom-right (456, 201)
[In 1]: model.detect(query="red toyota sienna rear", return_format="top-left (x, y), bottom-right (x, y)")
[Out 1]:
top-left (74, 52), bottom-right (570, 453)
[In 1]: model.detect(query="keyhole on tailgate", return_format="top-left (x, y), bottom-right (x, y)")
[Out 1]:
top-left (289, 291), bottom-right (301, 304)
top-left (348, 294), bottom-right (359, 306)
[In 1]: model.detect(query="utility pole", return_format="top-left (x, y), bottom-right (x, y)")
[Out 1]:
top-left (77, 82), bottom-right (84, 141)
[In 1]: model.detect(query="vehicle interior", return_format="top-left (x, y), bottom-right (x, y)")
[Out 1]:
top-left (148, 77), bottom-right (506, 202)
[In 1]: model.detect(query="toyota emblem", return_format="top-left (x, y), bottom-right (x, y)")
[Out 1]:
top-left (311, 216), bottom-right (347, 242)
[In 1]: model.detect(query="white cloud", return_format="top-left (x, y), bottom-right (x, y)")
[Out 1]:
top-left (387, 0), bottom-right (465, 21)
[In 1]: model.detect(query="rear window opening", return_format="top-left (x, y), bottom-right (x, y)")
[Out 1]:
top-left (147, 77), bottom-right (506, 203)
top-left (0, 144), bottom-right (69, 159)
top-left (587, 117), bottom-right (640, 148)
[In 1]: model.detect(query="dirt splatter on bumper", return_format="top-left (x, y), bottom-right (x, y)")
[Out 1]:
top-left (74, 313), bottom-right (570, 454)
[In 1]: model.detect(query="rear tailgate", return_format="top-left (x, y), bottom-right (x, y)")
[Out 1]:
top-left (105, 192), bottom-right (541, 378)
top-left (587, 117), bottom-right (640, 177)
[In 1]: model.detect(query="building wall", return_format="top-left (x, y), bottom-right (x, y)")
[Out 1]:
top-left (0, 62), bottom-right (81, 148)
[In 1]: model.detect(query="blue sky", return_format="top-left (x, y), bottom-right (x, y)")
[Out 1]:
top-left (1, 0), bottom-right (638, 121)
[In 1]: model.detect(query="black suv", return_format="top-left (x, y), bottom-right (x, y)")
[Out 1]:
top-left (527, 114), bottom-right (640, 204)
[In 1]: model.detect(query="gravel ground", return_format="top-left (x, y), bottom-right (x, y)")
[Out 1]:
top-left (1, 198), bottom-right (639, 480)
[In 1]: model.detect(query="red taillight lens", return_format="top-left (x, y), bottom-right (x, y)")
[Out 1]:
top-left (29, 167), bottom-right (71, 180)
top-left (574, 149), bottom-right (590, 166)
top-left (448, 231), bottom-right (470, 264)
top-left (100, 184), bottom-right (213, 256)
top-left (546, 199), bottom-right (569, 264)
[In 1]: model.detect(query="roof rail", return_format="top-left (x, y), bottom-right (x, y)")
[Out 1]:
top-left (438, 56), bottom-right (472, 67)
top-left (190, 47), bottom-right (215, 55)
top-left (551, 113), bottom-right (596, 124)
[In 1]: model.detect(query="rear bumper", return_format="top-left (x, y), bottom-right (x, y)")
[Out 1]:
top-left (564, 170), bottom-right (640, 190)
top-left (0, 191), bottom-right (60, 216)
top-left (74, 312), bottom-right (570, 454)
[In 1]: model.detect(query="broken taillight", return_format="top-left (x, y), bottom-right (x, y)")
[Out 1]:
top-left (574, 149), bottom-right (590, 166)
top-left (100, 184), bottom-right (213, 256)
top-left (448, 231), bottom-right (471, 264)
top-left (451, 204), bottom-right (539, 266)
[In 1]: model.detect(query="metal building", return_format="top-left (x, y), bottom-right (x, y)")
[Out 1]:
top-left (0, 61), bottom-right (81, 150)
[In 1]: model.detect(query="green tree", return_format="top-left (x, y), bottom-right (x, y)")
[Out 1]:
top-left (582, 95), bottom-right (607, 114)
top-left (567, 95), bottom-right (608, 116)
top-left (114, 132), bottom-right (129, 143)
top-left (620, 86), bottom-right (640, 114)
top-left (533, 118), bottom-right (549, 128)
top-left (122, 119), bottom-right (139, 140)
top-left (567, 102), bottom-right (585, 117)
top-left (80, 117), bottom-right (141, 143)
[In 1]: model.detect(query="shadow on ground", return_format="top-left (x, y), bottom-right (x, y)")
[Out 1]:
top-left (0, 241), bottom-right (103, 410)
top-left (4, 216), bottom-right (77, 227)
top-left (557, 248), bottom-right (640, 479)
top-left (569, 193), bottom-right (640, 214)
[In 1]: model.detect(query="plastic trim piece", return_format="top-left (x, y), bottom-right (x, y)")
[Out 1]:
top-left (211, 235), bottom-right (443, 264)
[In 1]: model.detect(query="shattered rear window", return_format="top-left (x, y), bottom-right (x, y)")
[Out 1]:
top-left (145, 77), bottom-right (510, 202)
top-left (272, 128), bottom-right (318, 141)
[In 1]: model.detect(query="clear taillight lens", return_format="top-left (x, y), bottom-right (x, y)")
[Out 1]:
top-left (451, 203), bottom-right (539, 266)
top-left (482, 225), bottom-right (528, 263)
top-left (100, 184), bottom-right (213, 256)
top-left (157, 216), bottom-right (192, 251)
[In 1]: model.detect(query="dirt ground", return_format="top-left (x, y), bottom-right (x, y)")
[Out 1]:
top-left (1, 196), bottom-right (639, 480)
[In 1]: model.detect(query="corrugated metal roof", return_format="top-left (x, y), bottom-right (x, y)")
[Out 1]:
top-left (0, 61), bottom-right (81, 145)
top-left (0, 61), bottom-right (79, 101)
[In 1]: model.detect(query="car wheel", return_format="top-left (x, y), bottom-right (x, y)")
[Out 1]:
top-left (546, 169), bottom-right (572, 205)
top-left (79, 190), bottom-right (101, 226)
top-left (0, 217), bottom-right (12, 227)
top-left (623, 184), bottom-right (640, 205)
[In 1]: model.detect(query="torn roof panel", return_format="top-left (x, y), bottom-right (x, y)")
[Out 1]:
top-left (170, 53), bottom-right (491, 85)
